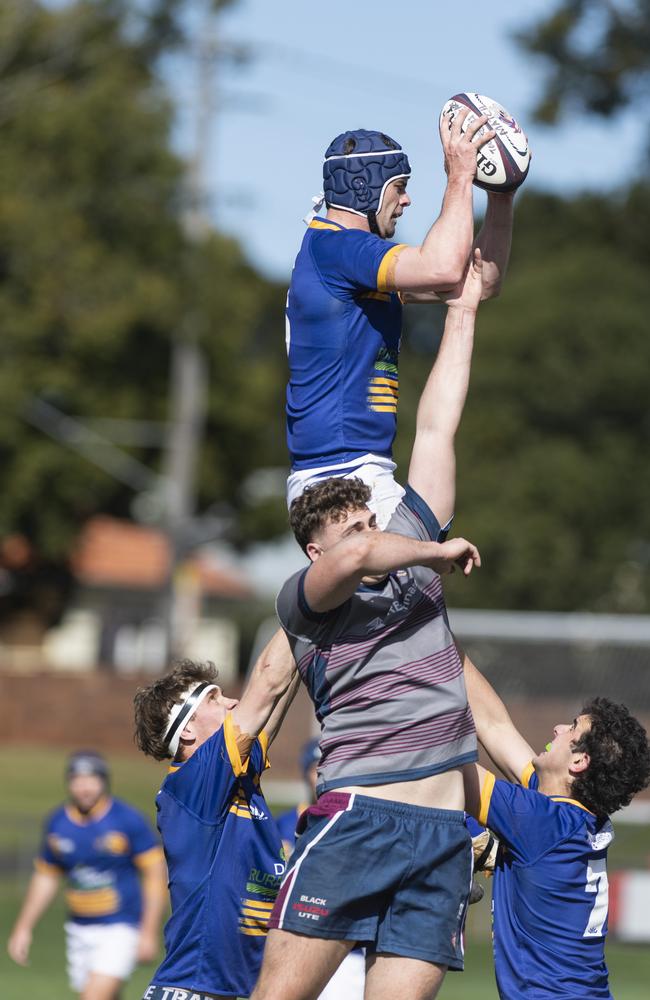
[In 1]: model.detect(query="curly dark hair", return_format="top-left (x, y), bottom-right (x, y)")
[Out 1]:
top-left (133, 660), bottom-right (219, 761)
top-left (570, 697), bottom-right (650, 816)
top-left (290, 477), bottom-right (372, 553)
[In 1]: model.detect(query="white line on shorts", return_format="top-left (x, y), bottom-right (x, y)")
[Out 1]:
top-left (278, 794), bottom-right (356, 929)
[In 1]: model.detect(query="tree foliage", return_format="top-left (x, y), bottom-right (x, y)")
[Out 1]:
top-left (515, 0), bottom-right (650, 125)
top-left (398, 184), bottom-right (650, 613)
top-left (0, 0), bottom-right (286, 580)
top-left (1, 0), bottom-right (649, 625)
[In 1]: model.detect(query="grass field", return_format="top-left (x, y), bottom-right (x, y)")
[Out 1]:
top-left (1, 745), bottom-right (649, 999)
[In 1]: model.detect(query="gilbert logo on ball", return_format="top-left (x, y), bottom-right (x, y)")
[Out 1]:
top-left (439, 92), bottom-right (530, 192)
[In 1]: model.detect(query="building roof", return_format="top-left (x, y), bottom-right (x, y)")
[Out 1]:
top-left (70, 516), bottom-right (252, 598)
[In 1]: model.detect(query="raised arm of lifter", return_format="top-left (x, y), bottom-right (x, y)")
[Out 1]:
top-left (303, 528), bottom-right (480, 613)
top-left (461, 644), bottom-right (533, 783)
top-left (387, 110), bottom-right (495, 293)
top-left (475, 191), bottom-right (514, 300)
top-left (232, 630), bottom-right (298, 750)
top-left (407, 248), bottom-right (482, 529)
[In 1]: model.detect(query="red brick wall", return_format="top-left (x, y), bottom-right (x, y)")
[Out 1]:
top-left (1, 673), bottom-right (648, 797)
top-left (0, 672), bottom-right (314, 781)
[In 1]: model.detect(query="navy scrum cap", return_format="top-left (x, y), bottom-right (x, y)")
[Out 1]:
top-left (323, 129), bottom-right (411, 231)
top-left (66, 750), bottom-right (110, 783)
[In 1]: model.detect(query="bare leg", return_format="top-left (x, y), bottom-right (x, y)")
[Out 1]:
top-left (364, 953), bottom-right (447, 1000)
top-left (251, 929), bottom-right (355, 1000)
top-left (79, 972), bottom-right (123, 1000)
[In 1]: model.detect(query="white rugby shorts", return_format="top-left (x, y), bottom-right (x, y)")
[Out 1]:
top-left (287, 454), bottom-right (404, 530)
top-left (65, 920), bottom-right (140, 992)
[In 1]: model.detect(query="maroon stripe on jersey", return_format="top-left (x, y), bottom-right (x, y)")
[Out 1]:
top-left (322, 707), bottom-right (475, 763)
top-left (329, 644), bottom-right (461, 710)
top-left (326, 599), bottom-right (445, 672)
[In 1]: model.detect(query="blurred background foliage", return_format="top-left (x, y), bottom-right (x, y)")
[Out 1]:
top-left (0, 0), bottom-right (649, 618)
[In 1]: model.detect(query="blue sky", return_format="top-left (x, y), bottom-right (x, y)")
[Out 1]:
top-left (170, 0), bottom-right (645, 280)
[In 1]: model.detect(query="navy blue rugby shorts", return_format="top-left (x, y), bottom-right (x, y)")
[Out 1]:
top-left (268, 791), bottom-right (472, 969)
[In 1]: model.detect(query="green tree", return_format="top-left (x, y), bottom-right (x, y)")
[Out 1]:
top-left (398, 185), bottom-right (650, 613)
top-left (0, 0), bottom-right (286, 629)
top-left (516, 0), bottom-right (650, 127)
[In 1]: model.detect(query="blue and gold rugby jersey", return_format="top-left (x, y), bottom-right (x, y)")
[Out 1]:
top-left (151, 714), bottom-right (285, 998)
top-left (480, 766), bottom-right (614, 1000)
top-left (286, 218), bottom-right (405, 470)
top-left (36, 796), bottom-right (161, 925)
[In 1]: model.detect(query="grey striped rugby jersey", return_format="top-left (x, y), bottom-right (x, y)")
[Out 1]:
top-left (276, 485), bottom-right (477, 794)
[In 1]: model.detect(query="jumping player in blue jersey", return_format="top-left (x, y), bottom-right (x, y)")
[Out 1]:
top-left (133, 632), bottom-right (298, 1000)
top-left (253, 252), bottom-right (486, 1000)
top-left (286, 114), bottom-right (516, 527)
top-left (462, 659), bottom-right (650, 1000)
top-left (7, 750), bottom-right (166, 1000)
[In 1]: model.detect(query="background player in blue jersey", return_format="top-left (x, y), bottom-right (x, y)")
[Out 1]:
top-left (133, 631), bottom-right (298, 1000)
top-left (253, 254), bottom-right (486, 1000)
top-left (7, 750), bottom-right (166, 1000)
top-left (462, 659), bottom-right (650, 1000)
top-left (276, 738), bottom-right (320, 860)
top-left (286, 115), bottom-right (516, 527)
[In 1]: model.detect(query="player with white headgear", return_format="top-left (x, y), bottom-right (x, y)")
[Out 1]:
top-left (286, 114), bottom-right (515, 526)
top-left (133, 632), bottom-right (298, 1000)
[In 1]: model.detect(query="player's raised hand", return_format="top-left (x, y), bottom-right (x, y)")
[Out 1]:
top-left (439, 248), bottom-right (483, 312)
top-left (425, 537), bottom-right (481, 577)
top-left (440, 108), bottom-right (495, 181)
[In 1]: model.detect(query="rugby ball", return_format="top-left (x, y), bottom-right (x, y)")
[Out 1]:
top-left (439, 92), bottom-right (530, 193)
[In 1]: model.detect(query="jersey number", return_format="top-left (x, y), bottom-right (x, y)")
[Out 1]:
top-left (584, 857), bottom-right (608, 938)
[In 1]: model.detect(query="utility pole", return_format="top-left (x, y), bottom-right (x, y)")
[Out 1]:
top-left (160, 0), bottom-right (217, 660)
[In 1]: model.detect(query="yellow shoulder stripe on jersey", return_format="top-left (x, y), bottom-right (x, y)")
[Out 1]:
top-left (240, 927), bottom-right (267, 937)
top-left (370, 404), bottom-right (398, 413)
top-left (34, 858), bottom-right (63, 877)
top-left (308, 219), bottom-right (342, 232)
top-left (134, 845), bottom-right (165, 869)
top-left (258, 729), bottom-right (270, 769)
top-left (520, 761), bottom-right (535, 787)
top-left (478, 771), bottom-right (496, 827)
top-left (224, 713), bottom-right (250, 776)
top-left (377, 244), bottom-right (407, 292)
top-left (550, 796), bottom-right (596, 815)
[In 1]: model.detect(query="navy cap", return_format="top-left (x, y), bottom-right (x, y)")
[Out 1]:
top-left (66, 750), bottom-right (110, 783)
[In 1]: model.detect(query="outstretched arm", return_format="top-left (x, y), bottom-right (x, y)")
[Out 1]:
top-left (461, 644), bottom-right (533, 783)
top-left (386, 110), bottom-right (495, 293)
top-left (232, 629), bottom-right (298, 750)
top-left (136, 854), bottom-right (167, 963)
top-left (407, 249), bottom-right (482, 529)
top-left (303, 529), bottom-right (480, 613)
